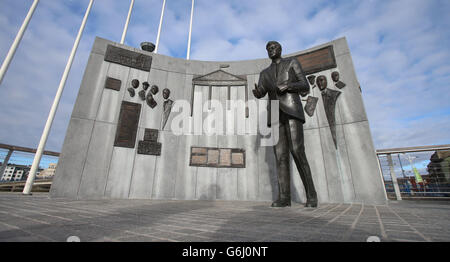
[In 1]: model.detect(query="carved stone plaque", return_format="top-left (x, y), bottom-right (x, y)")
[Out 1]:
top-left (192, 147), bottom-right (207, 154)
top-left (232, 153), bottom-right (243, 165)
top-left (137, 141), bottom-right (162, 155)
top-left (105, 45), bottom-right (152, 72)
top-left (191, 155), bottom-right (207, 165)
top-left (144, 128), bottom-right (158, 142)
top-left (231, 149), bottom-right (245, 168)
top-left (190, 147), bottom-right (245, 168)
top-left (207, 149), bottom-right (219, 166)
top-left (104, 77), bottom-right (121, 91)
top-left (114, 101), bottom-right (141, 148)
top-left (219, 149), bottom-right (231, 167)
top-left (294, 46), bottom-right (336, 75)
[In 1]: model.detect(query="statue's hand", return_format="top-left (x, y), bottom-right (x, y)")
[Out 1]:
top-left (253, 83), bottom-right (261, 98)
top-left (277, 84), bottom-right (288, 94)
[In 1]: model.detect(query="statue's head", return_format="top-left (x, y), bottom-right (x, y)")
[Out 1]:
top-left (266, 41), bottom-right (282, 60)
top-left (163, 88), bottom-right (170, 99)
top-left (316, 75), bottom-right (327, 91)
top-left (150, 85), bottom-right (159, 95)
top-left (131, 79), bottom-right (139, 89)
top-left (331, 71), bottom-right (340, 82)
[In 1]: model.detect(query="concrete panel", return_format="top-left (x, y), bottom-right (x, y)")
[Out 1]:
top-left (335, 54), bottom-right (368, 124)
top-left (226, 59), bottom-right (271, 76)
top-left (141, 69), bottom-right (168, 129)
top-left (237, 135), bottom-right (259, 200)
top-left (343, 121), bottom-right (387, 204)
top-left (332, 37), bottom-right (351, 58)
top-left (257, 137), bottom-right (278, 201)
top-left (50, 118), bottom-right (94, 198)
top-left (71, 53), bottom-right (110, 120)
top-left (186, 60), bottom-right (205, 76)
top-left (319, 126), bottom-right (344, 203)
top-left (152, 131), bottom-right (180, 199)
top-left (166, 57), bottom-right (187, 74)
top-left (128, 128), bottom-right (157, 199)
top-left (304, 128), bottom-right (329, 203)
top-left (77, 121), bottom-right (116, 199)
top-left (149, 52), bottom-right (169, 72)
top-left (96, 63), bottom-right (130, 124)
top-left (91, 36), bottom-right (112, 56)
top-left (334, 123), bottom-right (357, 203)
top-left (216, 135), bottom-right (238, 200)
top-left (174, 135), bottom-right (199, 200)
top-left (104, 147), bottom-right (136, 199)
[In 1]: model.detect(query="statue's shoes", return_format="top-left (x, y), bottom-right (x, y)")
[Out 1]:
top-left (305, 200), bottom-right (317, 208)
top-left (271, 199), bottom-right (291, 208)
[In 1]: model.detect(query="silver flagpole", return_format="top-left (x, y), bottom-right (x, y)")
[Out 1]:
top-left (0, 0), bottom-right (40, 85)
top-left (121, 0), bottom-right (135, 44)
top-left (186, 0), bottom-right (194, 60)
top-left (23, 0), bottom-right (95, 195)
top-left (155, 0), bottom-right (166, 53)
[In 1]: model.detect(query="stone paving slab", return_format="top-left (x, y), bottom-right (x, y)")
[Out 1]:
top-left (0, 193), bottom-right (449, 242)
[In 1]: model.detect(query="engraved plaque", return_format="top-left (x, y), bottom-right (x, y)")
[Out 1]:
top-left (114, 101), bottom-right (141, 148)
top-left (144, 128), bottom-right (158, 142)
top-left (231, 149), bottom-right (245, 167)
top-left (231, 153), bottom-right (244, 166)
top-left (294, 46), bottom-right (336, 75)
top-left (219, 149), bottom-right (231, 167)
top-left (137, 141), bottom-right (162, 155)
top-left (207, 149), bottom-right (219, 166)
top-left (190, 147), bottom-right (245, 168)
top-left (104, 77), bottom-right (121, 91)
top-left (105, 45), bottom-right (152, 72)
top-left (191, 155), bottom-right (207, 165)
top-left (192, 147), bottom-right (207, 154)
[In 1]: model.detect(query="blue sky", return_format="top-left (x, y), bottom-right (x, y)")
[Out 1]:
top-left (0, 0), bottom-right (449, 159)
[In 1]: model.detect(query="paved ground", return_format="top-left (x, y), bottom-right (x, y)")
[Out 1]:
top-left (0, 193), bottom-right (449, 242)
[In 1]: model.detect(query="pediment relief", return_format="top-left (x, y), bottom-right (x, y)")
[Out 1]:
top-left (193, 69), bottom-right (247, 86)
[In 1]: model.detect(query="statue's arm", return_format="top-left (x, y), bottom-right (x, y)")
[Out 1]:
top-left (286, 59), bottom-right (309, 94)
top-left (252, 73), bottom-right (267, 99)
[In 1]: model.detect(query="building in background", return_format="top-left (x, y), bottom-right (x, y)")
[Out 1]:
top-left (37, 163), bottom-right (57, 179)
top-left (1, 164), bottom-right (31, 182)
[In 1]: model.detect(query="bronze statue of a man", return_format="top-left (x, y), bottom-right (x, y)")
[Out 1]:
top-left (253, 41), bottom-right (317, 207)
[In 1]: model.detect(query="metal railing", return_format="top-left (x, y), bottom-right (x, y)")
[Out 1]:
top-left (376, 144), bottom-right (450, 200)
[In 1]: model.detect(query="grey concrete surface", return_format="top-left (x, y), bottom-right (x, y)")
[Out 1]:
top-left (1, 193), bottom-right (449, 242)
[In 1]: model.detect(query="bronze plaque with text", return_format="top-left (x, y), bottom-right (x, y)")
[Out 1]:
top-left (104, 77), bottom-right (121, 91)
top-left (105, 45), bottom-right (152, 72)
top-left (294, 46), bottom-right (336, 75)
top-left (114, 101), bottom-right (141, 148)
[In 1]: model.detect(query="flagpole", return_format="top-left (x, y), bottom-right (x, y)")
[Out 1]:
top-left (186, 0), bottom-right (194, 60)
top-left (23, 0), bottom-right (94, 195)
top-left (155, 0), bottom-right (166, 53)
top-left (0, 0), bottom-right (40, 86)
top-left (120, 0), bottom-right (135, 44)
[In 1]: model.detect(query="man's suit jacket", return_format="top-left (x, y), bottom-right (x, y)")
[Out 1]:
top-left (254, 57), bottom-right (310, 125)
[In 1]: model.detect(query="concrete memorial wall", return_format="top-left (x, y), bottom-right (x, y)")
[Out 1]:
top-left (50, 36), bottom-right (387, 204)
